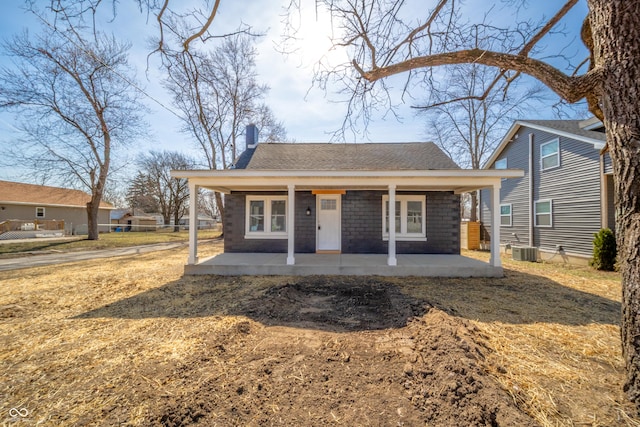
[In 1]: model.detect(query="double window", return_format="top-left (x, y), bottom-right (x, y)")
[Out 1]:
top-left (382, 195), bottom-right (426, 241)
top-left (540, 139), bottom-right (560, 170)
top-left (245, 196), bottom-right (287, 238)
top-left (500, 204), bottom-right (512, 227)
top-left (534, 200), bottom-right (553, 227)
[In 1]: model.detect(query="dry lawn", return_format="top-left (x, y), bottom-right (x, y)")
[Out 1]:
top-left (0, 242), bottom-right (637, 426)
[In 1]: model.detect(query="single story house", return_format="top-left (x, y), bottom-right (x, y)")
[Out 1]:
top-left (0, 180), bottom-right (113, 238)
top-left (173, 125), bottom-right (522, 277)
top-left (479, 118), bottom-right (611, 262)
top-left (110, 211), bottom-right (158, 232)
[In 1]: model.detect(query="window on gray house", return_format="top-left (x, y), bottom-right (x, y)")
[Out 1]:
top-left (500, 204), bottom-right (512, 226)
top-left (541, 139), bottom-right (560, 170)
top-left (534, 200), bottom-right (553, 227)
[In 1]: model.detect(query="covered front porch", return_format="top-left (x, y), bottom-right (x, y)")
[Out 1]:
top-left (185, 252), bottom-right (502, 277)
top-left (173, 169), bottom-right (524, 278)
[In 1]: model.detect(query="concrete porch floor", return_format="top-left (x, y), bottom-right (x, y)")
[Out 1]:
top-left (184, 253), bottom-right (503, 277)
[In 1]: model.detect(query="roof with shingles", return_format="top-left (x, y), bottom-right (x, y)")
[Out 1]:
top-left (520, 120), bottom-right (606, 142)
top-left (483, 118), bottom-right (607, 169)
top-left (237, 142), bottom-right (460, 170)
top-left (0, 180), bottom-right (113, 209)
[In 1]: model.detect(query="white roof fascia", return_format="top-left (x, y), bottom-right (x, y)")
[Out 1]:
top-left (482, 120), bottom-right (606, 170)
top-left (172, 169), bottom-right (523, 193)
top-left (521, 121), bottom-right (606, 149)
top-left (482, 122), bottom-right (521, 170)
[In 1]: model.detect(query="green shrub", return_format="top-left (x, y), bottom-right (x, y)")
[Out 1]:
top-left (590, 228), bottom-right (617, 271)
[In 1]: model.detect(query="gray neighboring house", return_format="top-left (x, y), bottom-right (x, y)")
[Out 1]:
top-left (173, 125), bottom-right (522, 277)
top-left (479, 118), bottom-right (611, 261)
top-left (0, 180), bottom-right (113, 237)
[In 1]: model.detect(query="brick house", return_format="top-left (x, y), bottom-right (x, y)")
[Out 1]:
top-left (173, 125), bottom-right (521, 277)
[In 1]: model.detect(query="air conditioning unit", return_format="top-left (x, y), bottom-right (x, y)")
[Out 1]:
top-left (512, 246), bottom-right (538, 262)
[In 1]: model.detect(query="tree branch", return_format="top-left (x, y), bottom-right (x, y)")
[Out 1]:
top-left (357, 48), bottom-right (601, 103)
top-left (183, 0), bottom-right (221, 51)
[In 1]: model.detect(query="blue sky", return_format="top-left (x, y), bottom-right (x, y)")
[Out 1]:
top-left (0, 1), bottom-right (590, 183)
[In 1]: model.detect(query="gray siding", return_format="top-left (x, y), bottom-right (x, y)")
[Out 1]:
top-left (481, 125), bottom-right (603, 256)
top-left (225, 190), bottom-right (460, 255)
top-left (0, 203), bottom-right (111, 234)
top-left (480, 129), bottom-right (531, 246)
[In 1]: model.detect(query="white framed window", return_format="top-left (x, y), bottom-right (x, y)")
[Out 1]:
top-left (534, 200), bottom-right (553, 227)
top-left (382, 195), bottom-right (426, 241)
top-left (245, 196), bottom-right (287, 238)
top-left (500, 204), bottom-right (512, 227)
top-left (35, 207), bottom-right (45, 218)
top-left (540, 139), bottom-right (560, 170)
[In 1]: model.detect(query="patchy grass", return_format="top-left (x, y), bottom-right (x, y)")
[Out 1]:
top-left (0, 244), bottom-right (636, 425)
top-left (0, 229), bottom-right (221, 256)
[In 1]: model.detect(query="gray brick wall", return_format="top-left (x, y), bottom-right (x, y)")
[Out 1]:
top-left (224, 191), bottom-right (316, 253)
top-left (225, 190), bottom-right (460, 254)
top-left (342, 190), bottom-right (460, 254)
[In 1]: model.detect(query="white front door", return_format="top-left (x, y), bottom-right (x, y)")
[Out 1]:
top-left (317, 194), bottom-right (341, 252)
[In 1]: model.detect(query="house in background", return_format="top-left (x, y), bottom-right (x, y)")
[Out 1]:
top-left (479, 118), bottom-right (611, 263)
top-left (0, 180), bottom-right (113, 238)
top-left (173, 125), bottom-right (522, 277)
top-left (177, 215), bottom-right (217, 230)
top-left (110, 209), bottom-right (158, 232)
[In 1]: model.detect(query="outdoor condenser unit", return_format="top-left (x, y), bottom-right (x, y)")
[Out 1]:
top-left (512, 246), bottom-right (538, 262)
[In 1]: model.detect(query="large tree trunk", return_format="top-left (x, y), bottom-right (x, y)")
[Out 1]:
top-left (589, 0), bottom-right (640, 406)
top-left (86, 199), bottom-right (101, 240)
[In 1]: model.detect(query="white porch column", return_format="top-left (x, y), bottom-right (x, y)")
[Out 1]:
top-left (287, 184), bottom-right (295, 265)
top-left (188, 181), bottom-right (199, 265)
top-left (388, 184), bottom-right (397, 266)
top-left (490, 182), bottom-right (502, 268)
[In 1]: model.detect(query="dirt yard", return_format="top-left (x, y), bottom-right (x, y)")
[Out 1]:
top-left (0, 240), bottom-right (637, 426)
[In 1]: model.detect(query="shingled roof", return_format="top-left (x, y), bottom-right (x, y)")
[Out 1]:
top-left (235, 142), bottom-right (460, 171)
top-left (0, 180), bottom-right (113, 209)
top-left (521, 120), bottom-right (606, 143)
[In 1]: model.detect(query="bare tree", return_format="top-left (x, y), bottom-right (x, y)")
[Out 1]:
top-left (198, 189), bottom-right (220, 222)
top-left (41, 0), bottom-right (224, 55)
top-left (162, 31), bottom-right (286, 230)
top-left (312, 0), bottom-right (640, 407)
top-left (0, 25), bottom-right (146, 240)
top-left (136, 151), bottom-right (195, 231)
top-left (126, 172), bottom-right (159, 214)
top-left (420, 63), bottom-right (548, 220)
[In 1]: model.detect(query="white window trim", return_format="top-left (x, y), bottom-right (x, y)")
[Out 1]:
top-left (35, 207), bottom-right (45, 218)
top-left (245, 195), bottom-right (288, 239)
top-left (534, 199), bottom-right (553, 227)
top-left (540, 138), bottom-right (560, 171)
top-left (500, 203), bottom-right (512, 227)
top-left (382, 195), bottom-right (427, 242)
